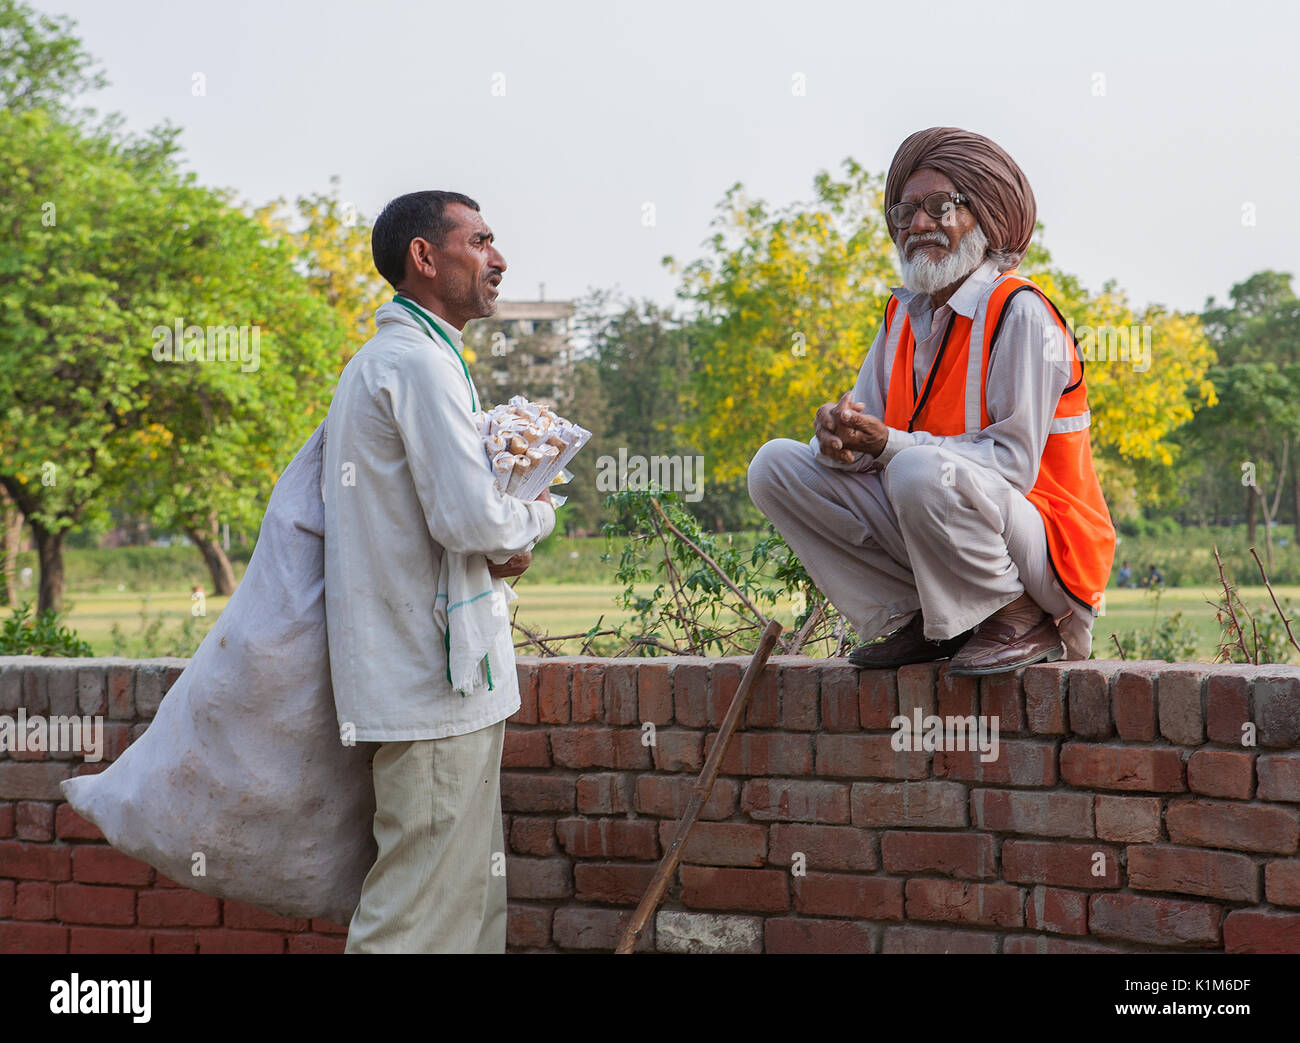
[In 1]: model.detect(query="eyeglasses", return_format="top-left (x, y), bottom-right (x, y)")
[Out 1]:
top-left (887, 191), bottom-right (969, 230)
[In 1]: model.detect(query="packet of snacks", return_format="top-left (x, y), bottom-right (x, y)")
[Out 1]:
top-left (475, 396), bottom-right (590, 504)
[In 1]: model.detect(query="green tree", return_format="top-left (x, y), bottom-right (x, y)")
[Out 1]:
top-left (0, 0), bottom-right (105, 117)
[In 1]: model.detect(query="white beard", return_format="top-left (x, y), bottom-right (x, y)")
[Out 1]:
top-left (898, 224), bottom-right (989, 295)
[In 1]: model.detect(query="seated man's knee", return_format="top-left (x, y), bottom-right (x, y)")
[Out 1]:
top-left (883, 444), bottom-right (948, 510)
top-left (747, 438), bottom-right (803, 508)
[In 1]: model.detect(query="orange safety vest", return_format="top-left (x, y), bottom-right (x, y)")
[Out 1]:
top-left (879, 270), bottom-right (1115, 612)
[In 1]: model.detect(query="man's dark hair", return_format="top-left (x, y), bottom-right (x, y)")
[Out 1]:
top-left (371, 190), bottom-right (480, 288)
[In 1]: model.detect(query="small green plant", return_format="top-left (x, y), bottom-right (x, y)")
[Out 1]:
top-left (108, 596), bottom-right (203, 658)
top-left (1211, 545), bottom-right (1299, 664)
top-left (1110, 587), bottom-right (1199, 662)
top-left (0, 601), bottom-right (94, 657)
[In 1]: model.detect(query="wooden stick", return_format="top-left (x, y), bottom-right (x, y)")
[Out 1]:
top-left (614, 618), bottom-right (784, 954)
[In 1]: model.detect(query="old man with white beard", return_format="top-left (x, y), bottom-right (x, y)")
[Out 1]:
top-left (747, 127), bottom-right (1115, 675)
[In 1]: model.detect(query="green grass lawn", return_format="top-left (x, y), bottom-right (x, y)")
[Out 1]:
top-left (15, 581), bottom-right (1297, 663)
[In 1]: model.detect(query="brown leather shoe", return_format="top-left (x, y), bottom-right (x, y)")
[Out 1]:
top-left (849, 614), bottom-right (974, 670)
top-left (946, 615), bottom-right (1064, 676)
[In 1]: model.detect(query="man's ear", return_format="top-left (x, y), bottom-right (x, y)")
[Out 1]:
top-left (406, 237), bottom-right (437, 281)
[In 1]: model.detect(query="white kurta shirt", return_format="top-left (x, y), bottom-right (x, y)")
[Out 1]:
top-left (323, 299), bottom-right (555, 741)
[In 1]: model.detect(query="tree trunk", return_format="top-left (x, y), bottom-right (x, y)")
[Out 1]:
top-left (30, 519), bottom-right (65, 614)
top-left (1291, 452), bottom-right (1300, 533)
top-left (0, 487), bottom-right (22, 606)
top-left (1246, 485), bottom-right (1257, 545)
top-left (186, 524), bottom-right (237, 596)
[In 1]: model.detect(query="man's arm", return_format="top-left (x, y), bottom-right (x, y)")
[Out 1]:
top-left (811, 322), bottom-right (889, 472)
top-left (844, 293), bottom-right (1075, 493)
top-left (383, 342), bottom-right (555, 558)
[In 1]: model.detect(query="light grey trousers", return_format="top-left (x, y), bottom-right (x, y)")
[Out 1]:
top-left (345, 719), bottom-right (507, 953)
top-left (747, 439), bottom-right (1093, 658)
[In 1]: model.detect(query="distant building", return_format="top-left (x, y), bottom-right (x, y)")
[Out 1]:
top-left (475, 297), bottom-right (576, 409)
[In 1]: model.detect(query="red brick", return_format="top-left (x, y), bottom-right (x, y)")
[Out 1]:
top-left (1223, 910), bottom-right (1300, 953)
top-left (71, 846), bottom-right (154, 887)
top-left (1157, 667), bottom-right (1206, 745)
top-left (934, 738), bottom-right (1057, 787)
top-left (741, 779), bottom-right (849, 823)
top-left (768, 823), bottom-right (876, 872)
top-left (765, 917), bottom-right (873, 953)
top-left (882, 924), bottom-right (997, 953)
top-left (576, 773), bottom-right (632, 815)
top-left (69, 927), bottom-right (150, 954)
top-left (816, 734), bottom-right (928, 780)
top-left (711, 658), bottom-right (778, 728)
top-left (550, 727), bottom-right (651, 770)
top-left (573, 862), bottom-right (655, 905)
top-left (1188, 749), bottom-right (1254, 799)
top-left (14, 801), bottom-right (53, 841)
top-left (635, 775), bottom-right (736, 820)
top-left (106, 664), bottom-right (134, 719)
top-left (1258, 754), bottom-right (1300, 802)
top-left (935, 666), bottom-right (978, 719)
top-left (1264, 861), bottom-right (1300, 907)
top-left (0, 803), bottom-right (12, 838)
top-left (0, 922), bottom-right (67, 953)
top-left (55, 883), bottom-right (136, 925)
top-left (1112, 664), bottom-right (1159, 741)
top-left (0, 840), bottom-right (71, 881)
top-left (792, 872), bottom-right (903, 919)
top-left (288, 934), bottom-right (346, 954)
top-left (1001, 839), bottom-right (1121, 889)
top-left (851, 781), bottom-right (967, 828)
top-left (881, 831), bottom-right (997, 879)
top-left (512, 661), bottom-right (539, 724)
top-left (600, 663), bottom-right (637, 717)
top-left (1089, 893), bottom-right (1221, 947)
top-left (536, 662), bottom-right (571, 724)
top-left (1253, 672), bottom-right (1300, 747)
top-left (151, 930), bottom-right (197, 954)
top-left (552, 906), bottom-right (651, 951)
top-left (137, 889), bottom-right (221, 927)
top-left (1068, 666), bottom-right (1115, 738)
top-left (54, 802), bottom-right (103, 840)
top-left (1023, 663), bottom-right (1071, 734)
top-left (637, 661), bottom-right (673, 724)
top-left (779, 661), bottom-right (819, 730)
top-left (1005, 935), bottom-right (1126, 954)
top-left (668, 660), bottom-right (707, 727)
top-left (197, 928), bottom-right (285, 954)
top-left (1059, 743), bottom-right (1185, 793)
top-left (15, 880), bottom-right (53, 920)
top-left (501, 772), bottom-right (575, 813)
top-left (222, 900), bottom-right (309, 932)
top-left (312, 918), bottom-right (348, 935)
top-left (820, 664), bottom-right (861, 732)
top-left (658, 821), bottom-right (766, 867)
top-left (1206, 671), bottom-right (1251, 745)
top-left (858, 670), bottom-right (898, 729)
top-left (1128, 844), bottom-right (1258, 902)
top-left (970, 789), bottom-right (1094, 838)
top-left (650, 730), bottom-right (703, 772)
top-left (705, 732), bottom-right (812, 776)
top-left (509, 816), bottom-right (557, 856)
top-left (896, 662), bottom-right (938, 718)
top-left (681, 865), bottom-right (789, 913)
top-left (571, 662), bottom-right (604, 723)
top-left (1025, 885), bottom-right (1088, 935)
top-left (1095, 795), bottom-right (1162, 843)
top-left (905, 878), bottom-right (1024, 927)
top-left (1166, 799), bottom-right (1299, 854)
top-left (502, 729), bottom-right (550, 768)
top-left (980, 671), bottom-right (1025, 734)
top-left (0, 879), bottom-right (11, 917)
top-left (506, 857), bottom-right (571, 900)
top-left (556, 818), bottom-right (659, 859)
top-left (506, 903), bottom-right (553, 949)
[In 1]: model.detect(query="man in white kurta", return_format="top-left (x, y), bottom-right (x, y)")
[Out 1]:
top-left (324, 192), bottom-right (554, 952)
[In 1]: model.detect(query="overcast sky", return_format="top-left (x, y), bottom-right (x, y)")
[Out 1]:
top-left (36, 0), bottom-right (1300, 314)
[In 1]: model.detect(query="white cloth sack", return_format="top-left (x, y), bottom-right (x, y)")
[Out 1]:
top-left (61, 421), bottom-right (377, 925)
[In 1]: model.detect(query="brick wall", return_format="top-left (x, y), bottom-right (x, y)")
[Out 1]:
top-left (2, 654), bottom-right (1299, 954)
